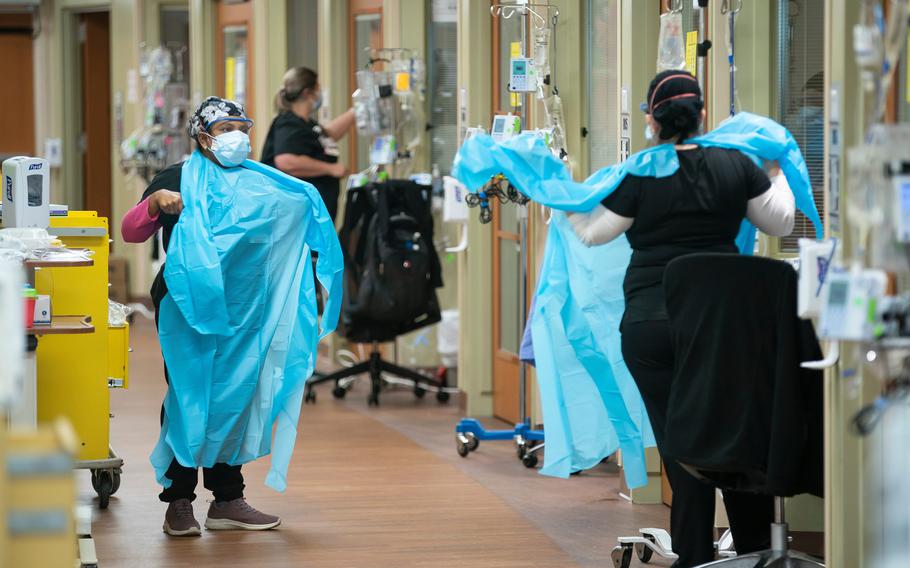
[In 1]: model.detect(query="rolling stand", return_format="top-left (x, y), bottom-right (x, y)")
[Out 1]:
top-left (304, 341), bottom-right (450, 406)
top-left (453, 1), bottom-right (556, 469)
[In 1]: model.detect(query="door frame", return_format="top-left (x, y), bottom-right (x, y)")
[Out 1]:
top-left (348, 0), bottom-right (383, 172)
top-left (79, 10), bottom-right (113, 225)
top-left (60, 6), bottom-right (110, 211)
top-left (214, 0), bottom-right (253, 114)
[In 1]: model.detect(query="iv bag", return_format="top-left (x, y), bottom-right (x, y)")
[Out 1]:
top-left (533, 27), bottom-right (551, 76)
top-left (657, 11), bottom-right (686, 72)
top-left (545, 94), bottom-right (568, 160)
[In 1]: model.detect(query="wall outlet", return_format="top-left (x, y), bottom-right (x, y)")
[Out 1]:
top-left (44, 139), bottom-right (63, 167)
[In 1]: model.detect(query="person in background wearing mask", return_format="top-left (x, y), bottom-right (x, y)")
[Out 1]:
top-left (261, 67), bottom-right (355, 221)
top-left (120, 97), bottom-right (281, 537)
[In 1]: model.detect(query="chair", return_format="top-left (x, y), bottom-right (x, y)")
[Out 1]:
top-left (612, 254), bottom-right (825, 568)
top-left (304, 180), bottom-right (450, 407)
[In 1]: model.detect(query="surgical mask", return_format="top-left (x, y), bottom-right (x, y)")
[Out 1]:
top-left (207, 130), bottom-right (250, 167)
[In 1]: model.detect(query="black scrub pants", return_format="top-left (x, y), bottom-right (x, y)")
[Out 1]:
top-left (155, 308), bottom-right (245, 504)
top-left (621, 320), bottom-right (774, 568)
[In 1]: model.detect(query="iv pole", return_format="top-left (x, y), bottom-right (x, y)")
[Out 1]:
top-left (455, 1), bottom-right (558, 468)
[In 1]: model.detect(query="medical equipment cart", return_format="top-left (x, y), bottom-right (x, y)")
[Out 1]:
top-left (35, 212), bottom-right (130, 510)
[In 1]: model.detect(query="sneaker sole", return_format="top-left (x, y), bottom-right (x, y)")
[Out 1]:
top-left (163, 521), bottom-right (202, 537)
top-left (204, 517), bottom-right (281, 531)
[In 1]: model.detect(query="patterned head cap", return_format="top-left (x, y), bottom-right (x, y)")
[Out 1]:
top-left (188, 96), bottom-right (251, 138)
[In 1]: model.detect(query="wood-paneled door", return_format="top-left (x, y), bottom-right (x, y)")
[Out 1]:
top-left (79, 11), bottom-right (112, 225)
top-left (216, 0), bottom-right (253, 139)
top-left (490, 9), bottom-right (532, 424)
top-left (349, 0), bottom-right (383, 172)
top-left (0, 14), bottom-right (36, 161)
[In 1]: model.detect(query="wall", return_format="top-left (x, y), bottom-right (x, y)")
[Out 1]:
top-left (287, 0), bottom-right (319, 70)
top-left (457, 0), bottom-right (493, 415)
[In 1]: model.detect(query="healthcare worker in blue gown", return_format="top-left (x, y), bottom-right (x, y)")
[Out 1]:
top-left (122, 98), bottom-right (282, 537)
top-left (567, 71), bottom-right (798, 568)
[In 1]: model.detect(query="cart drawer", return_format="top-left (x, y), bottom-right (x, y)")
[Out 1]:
top-left (107, 323), bottom-right (130, 389)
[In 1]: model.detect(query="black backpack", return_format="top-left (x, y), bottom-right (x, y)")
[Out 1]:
top-left (340, 181), bottom-right (442, 343)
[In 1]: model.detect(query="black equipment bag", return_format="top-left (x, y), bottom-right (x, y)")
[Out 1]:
top-left (339, 180), bottom-right (443, 343)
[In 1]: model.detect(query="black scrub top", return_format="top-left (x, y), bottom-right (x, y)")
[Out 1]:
top-left (139, 161), bottom-right (184, 311)
top-left (602, 146), bottom-right (771, 325)
top-left (261, 112), bottom-right (341, 220)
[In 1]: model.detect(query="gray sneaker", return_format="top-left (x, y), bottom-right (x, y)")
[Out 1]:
top-left (163, 499), bottom-right (201, 537)
top-left (204, 498), bottom-right (281, 531)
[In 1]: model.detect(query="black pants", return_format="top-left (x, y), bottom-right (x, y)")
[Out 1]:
top-left (156, 310), bottom-right (245, 504)
top-left (621, 320), bottom-right (773, 568)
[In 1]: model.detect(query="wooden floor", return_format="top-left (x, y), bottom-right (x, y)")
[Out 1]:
top-left (84, 318), bottom-right (670, 568)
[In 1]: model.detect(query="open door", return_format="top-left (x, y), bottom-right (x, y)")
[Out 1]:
top-left (79, 12), bottom-right (112, 225)
top-left (0, 14), bottom-right (36, 161)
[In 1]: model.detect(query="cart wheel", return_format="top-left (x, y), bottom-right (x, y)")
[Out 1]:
top-left (94, 470), bottom-right (113, 509)
top-left (456, 439), bottom-right (470, 457)
top-left (610, 545), bottom-right (633, 568)
top-left (635, 542), bottom-right (654, 563)
top-left (436, 390), bottom-right (450, 403)
top-left (332, 385), bottom-right (347, 399)
top-left (413, 385), bottom-right (426, 398)
top-left (110, 470), bottom-right (122, 496)
top-left (466, 433), bottom-right (479, 452)
top-left (368, 393), bottom-right (380, 407)
top-left (521, 450), bottom-right (538, 468)
top-left (304, 389), bottom-right (316, 404)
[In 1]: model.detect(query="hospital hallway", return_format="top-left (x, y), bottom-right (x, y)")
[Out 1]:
top-left (83, 317), bottom-right (670, 568)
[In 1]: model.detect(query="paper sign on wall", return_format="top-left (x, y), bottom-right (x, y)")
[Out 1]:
top-left (685, 31), bottom-right (698, 76)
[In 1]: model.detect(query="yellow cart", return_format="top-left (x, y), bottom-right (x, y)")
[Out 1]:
top-left (35, 212), bottom-right (130, 509)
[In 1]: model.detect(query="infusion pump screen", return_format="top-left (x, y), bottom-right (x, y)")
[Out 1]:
top-left (828, 281), bottom-right (848, 306)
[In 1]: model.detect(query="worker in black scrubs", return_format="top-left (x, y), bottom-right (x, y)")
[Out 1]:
top-left (568, 71), bottom-right (797, 568)
top-left (261, 67), bottom-right (355, 221)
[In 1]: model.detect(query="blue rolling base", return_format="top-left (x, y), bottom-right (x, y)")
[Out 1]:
top-left (455, 418), bottom-right (544, 468)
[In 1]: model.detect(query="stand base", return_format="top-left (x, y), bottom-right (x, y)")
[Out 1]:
top-left (455, 418), bottom-right (545, 468)
top-left (305, 349), bottom-right (450, 406)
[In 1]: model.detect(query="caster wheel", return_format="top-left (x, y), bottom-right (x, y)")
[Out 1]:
top-left (436, 390), bottom-right (450, 403)
top-left (332, 386), bottom-right (347, 399)
top-left (636, 542), bottom-right (654, 563)
top-left (456, 438), bottom-right (470, 457)
top-left (368, 394), bottom-right (380, 407)
top-left (610, 545), bottom-right (633, 568)
top-left (304, 389), bottom-right (316, 404)
top-left (111, 471), bottom-right (122, 496)
top-left (521, 450), bottom-right (538, 468)
top-left (465, 433), bottom-right (479, 452)
top-left (516, 442), bottom-right (526, 459)
top-left (413, 385), bottom-right (426, 398)
top-left (93, 470), bottom-right (113, 509)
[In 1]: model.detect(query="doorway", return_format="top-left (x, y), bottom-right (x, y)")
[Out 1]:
top-left (349, 0), bottom-right (383, 172)
top-left (79, 11), bottom-right (112, 225)
top-left (216, 0), bottom-right (253, 138)
top-left (0, 14), bottom-right (36, 162)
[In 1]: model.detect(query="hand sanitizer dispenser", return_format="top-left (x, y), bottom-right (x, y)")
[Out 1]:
top-left (2, 156), bottom-right (50, 229)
